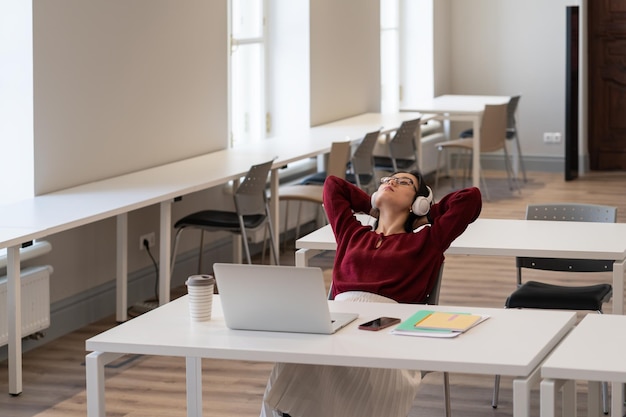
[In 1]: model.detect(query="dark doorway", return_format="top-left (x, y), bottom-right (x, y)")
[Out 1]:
top-left (587, 1), bottom-right (626, 170)
top-left (565, 6), bottom-right (579, 180)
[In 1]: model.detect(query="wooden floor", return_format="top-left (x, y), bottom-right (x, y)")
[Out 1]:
top-left (2, 170), bottom-right (626, 417)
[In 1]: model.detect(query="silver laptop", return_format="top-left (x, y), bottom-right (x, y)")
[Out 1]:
top-left (213, 263), bottom-right (358, 334)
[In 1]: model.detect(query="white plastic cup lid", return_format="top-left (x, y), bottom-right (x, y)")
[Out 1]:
top-left (185, 274), bottom-right (215, 287)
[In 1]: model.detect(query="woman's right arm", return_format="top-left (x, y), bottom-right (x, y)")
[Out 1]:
top-left (323, 176), bottom-right (371, 238)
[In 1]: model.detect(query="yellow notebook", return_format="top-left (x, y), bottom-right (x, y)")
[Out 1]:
top-left (413, 311), bottom-right (483, 332)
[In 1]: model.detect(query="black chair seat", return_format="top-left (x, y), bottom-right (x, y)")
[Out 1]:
top-left (298, 171), bottom-right (327, 185)
top-left (174, 210), bottom-right (267, 231)
top-left (460, 128), bottom-right (516, 140)
top-left (373, 156), bottom-right (416, 170)
top-left (345, 172), bottom-right (374, 187)
top-left (506, 281), bottom-right (613, 311)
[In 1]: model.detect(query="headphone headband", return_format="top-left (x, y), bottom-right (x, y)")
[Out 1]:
top-left (370, 185), bottom-right (433, 216)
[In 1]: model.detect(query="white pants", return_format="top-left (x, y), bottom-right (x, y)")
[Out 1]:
top-left (259, 292), bottom-right (422, 417)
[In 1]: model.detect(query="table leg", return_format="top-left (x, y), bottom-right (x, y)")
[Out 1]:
top-left (116, 213), bottom-right (128, 322)
top-left (513, 365), bottom-right (541, 417)
top-left (612, 259), bottom-right (625, 314)
top-left (270, 168), bottom-right (279, 265)
top-left (588, 381), bottom-right (601, 417)
top-left (561, 380), bottom-right (576, 417)
top-left (186, 357), bottom-right (203, 417)
top-left (540, 379), bottom-right (559, 417)
top-left (471, 114), bottom-right (481, 189)
top-left (160, 201), bottom-right (172, 305)
top-left (611, 380), bottom-right (624, 417)
top-left (86, 351), bottom-right (124, 417)
top-left (7, 245), bottom-right (22, 395)
top-left (295, 248), bottom-right (322, 267)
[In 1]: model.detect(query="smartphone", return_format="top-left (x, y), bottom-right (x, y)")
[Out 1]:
top-left (358, 316), bottom-right (401, 331)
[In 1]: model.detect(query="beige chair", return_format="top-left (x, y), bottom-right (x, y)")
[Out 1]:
top-left (345, 129), bottom-right (381, 193)
top-left (373, 118), bottom-right (422, 174)
top-left (434, 103), bottom-right (517, 200)
top-left (279, 141), bottom-right (352, 240)
top-left (458, 95), bottom-right (526, 183)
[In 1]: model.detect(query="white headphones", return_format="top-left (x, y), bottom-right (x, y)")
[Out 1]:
top-left (371, 185), bottom-right (433, 216)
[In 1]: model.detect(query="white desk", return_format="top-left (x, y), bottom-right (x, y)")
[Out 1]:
top-left (403, 95), bottom-right (511, 188)
top-left (0, 112), bottom-right (421, 395)
top-left (85, 295), bottom-right (576, 417)
top-left (0, 149), bottom-right (264, 394)
top-left (540, 314), bottom-right (626, 417)
top-left (295, 218), bottom-right (626, 314)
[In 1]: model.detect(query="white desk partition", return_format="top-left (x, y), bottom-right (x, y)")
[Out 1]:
top-left (86, 295), bottom-right (576, 417)
top-left (0, 112), bottom-right (421, 396)
top-left (541, 314), bottom-right (626, 417)
top-left (404, 95), bottom-right (511, 188)
top-left (295, 218), bottom-right (626, 315)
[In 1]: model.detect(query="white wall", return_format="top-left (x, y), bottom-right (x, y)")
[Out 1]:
top-left (309, 0), bottom-right (381, 125)
top-left (33, 0), bottom-right (228, 194)
top-left (444, 0), bottom-right (575, 165)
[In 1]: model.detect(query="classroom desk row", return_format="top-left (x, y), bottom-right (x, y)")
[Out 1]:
top-left (85, 297), bottom-right (626, 417)
top-left (295, 218), bottom-right (626, 315)
top-left (293, 218), bottom-right (626, 416)
top-left (0, 111), bottom-right (423, 396)
top-left (85, 295), bottom-right (576, 417)
top-left (1, 94), bottom-right (515, 395)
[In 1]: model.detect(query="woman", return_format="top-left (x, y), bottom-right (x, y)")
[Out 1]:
top-left (260, 171), bottom-right (482, 417)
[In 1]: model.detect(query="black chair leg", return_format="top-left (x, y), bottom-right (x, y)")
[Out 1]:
top-left (492, 374), bottom-right (500, 408)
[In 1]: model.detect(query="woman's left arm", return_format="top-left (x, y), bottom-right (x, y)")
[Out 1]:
top-left (427, 187), bottom-right (482, 249)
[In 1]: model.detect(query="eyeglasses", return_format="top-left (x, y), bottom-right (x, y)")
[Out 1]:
top-left (380, 176), bottom-right (415, 187)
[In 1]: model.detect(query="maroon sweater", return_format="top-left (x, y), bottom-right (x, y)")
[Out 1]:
top-left (323, 176), bottom-right (482, 303)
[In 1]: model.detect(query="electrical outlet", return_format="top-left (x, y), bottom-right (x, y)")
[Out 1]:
top-left (139, 232), bottom-right (156, 251)
top-left (543, 132), bottom-right (563, 144)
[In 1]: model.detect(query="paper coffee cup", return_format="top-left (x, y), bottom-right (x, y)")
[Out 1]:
top-left (185, 275), bottom-right (215, 321)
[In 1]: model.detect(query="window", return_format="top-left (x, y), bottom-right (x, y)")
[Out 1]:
top-left (380, 0), bottom-right (400, 113)
top-left (230, 0), bottom-right (267, 147)
top-left (0, 0), bottom-right (33, 204)
top-left (381, 0), bottom-right (434, 112)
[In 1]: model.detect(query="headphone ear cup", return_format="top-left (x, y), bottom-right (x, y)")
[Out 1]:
top-left (370, 192), bottom-right (378, 209)
top-left (411, 186), bottom-right (433, 216)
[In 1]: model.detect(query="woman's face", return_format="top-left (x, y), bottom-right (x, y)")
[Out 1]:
top-left (376, 173), bottom-right (419, 211)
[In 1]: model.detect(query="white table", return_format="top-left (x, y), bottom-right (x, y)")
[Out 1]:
top-left (540, 314), bottom-right (626, 417)
top-left (0, 112), bottom-right (421, 395)
top-left (85, 295), bottom-right (576, 417)
top-left (403, 95), bottom-right (511, 188)
top-left (295, 218), bottom-right (626, 314)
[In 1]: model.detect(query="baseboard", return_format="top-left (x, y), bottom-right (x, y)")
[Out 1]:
top-left (465, 155), bottom-right (564, 173)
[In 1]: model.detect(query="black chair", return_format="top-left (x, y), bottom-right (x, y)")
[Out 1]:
top-left (170, 159), bottom-right (279, 278)
top-left (492, 203), bottom-right (616, 413)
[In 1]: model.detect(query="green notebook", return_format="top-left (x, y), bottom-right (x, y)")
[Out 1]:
top-left (392, 310), bottom-right (489, 338)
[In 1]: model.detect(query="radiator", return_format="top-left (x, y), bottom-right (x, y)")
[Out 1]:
top-left (0, 265), bottom-right (52, 346)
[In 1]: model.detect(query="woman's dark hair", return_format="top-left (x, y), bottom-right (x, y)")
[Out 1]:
top-left (392, 169), bottom-right (431, 232)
